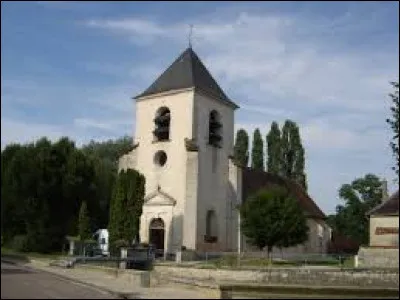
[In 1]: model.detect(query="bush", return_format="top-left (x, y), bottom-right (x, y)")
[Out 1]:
top-left (11, 235), bottom-right (29, 252)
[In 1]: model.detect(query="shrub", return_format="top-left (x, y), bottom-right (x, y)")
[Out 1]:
top-left (11, 235), bottom-right (29, 252)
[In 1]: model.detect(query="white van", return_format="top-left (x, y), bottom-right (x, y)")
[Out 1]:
top-left (93, 229), bottom-right (109, 256)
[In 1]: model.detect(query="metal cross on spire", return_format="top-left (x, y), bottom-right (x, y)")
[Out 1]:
top-left (188, 24), bottom-right (194, 48)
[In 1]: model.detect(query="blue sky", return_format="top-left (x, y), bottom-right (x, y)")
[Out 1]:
top-left (1, 1), bottom-right (399, 214)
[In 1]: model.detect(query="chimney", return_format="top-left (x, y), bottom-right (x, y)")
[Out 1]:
top-left (381, 179), bottom-right (389, 203)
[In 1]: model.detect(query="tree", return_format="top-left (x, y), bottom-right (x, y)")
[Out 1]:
top-left (78, 201), bottom-right (91, 241)
top-left (386, 81), bottom-right (399, 177)
top-left (280, 120), bottom-right (307, 190)
top-left (108, 170), bottom-right (127, 248)
top-left (266, 121), bottom-right (281, 175)
top-left (240, 187), bottom-right (309, 260)
top-left (1, 136), bottom-right (100, 253)
top-left (81, 135), bottom-right (134, 228)
top-left (234, 129), bottom-right (249, 167)
top-left (251, 128), bottom-right (264, 171)
top-left (329, 174), bottom-right (383, 245)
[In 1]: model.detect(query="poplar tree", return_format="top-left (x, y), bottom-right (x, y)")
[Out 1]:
top-left (281, 120), bottom-right (307, 190)
top-left (266, 121), bottom-right (281, 175)
top-left (251, 128), bottom-right (264, 171)
top-left (234, 129), bottom-right (249, 167)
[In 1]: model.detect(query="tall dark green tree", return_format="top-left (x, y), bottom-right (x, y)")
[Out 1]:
top-left (386, 81), bottom-right (399, 177)
top-left (78, 201), bottom-right (91, 241)
top-left (108, 170), bottom-right (127, 247)
top-left (251, 128), bottom-right (264, 171)
top-left (240, 187), bottom-right (309, 260)
top-left (281, 120), bottom-right (307, 190)
top-left (266, 121), bottom-right (281, 175)
top-left (234, 129), bottom-right (249, 167)
top-left (108, 168), bottom-right (146, 248)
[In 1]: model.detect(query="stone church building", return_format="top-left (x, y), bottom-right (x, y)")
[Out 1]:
top-left (119, 47), bottom-right (331, 257)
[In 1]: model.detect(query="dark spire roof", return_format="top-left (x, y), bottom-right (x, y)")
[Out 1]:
top-left (134, 47), bottom-right (239, 108)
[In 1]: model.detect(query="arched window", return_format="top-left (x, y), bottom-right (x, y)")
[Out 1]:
top-left (153, 107), bottom-right (171, 141)
top-left (208, 110), bottom-right (222, 147)
top-left (205, 210), bottom-right (218, 243)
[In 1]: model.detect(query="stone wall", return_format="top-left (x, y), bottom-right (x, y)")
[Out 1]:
top-left (151, 265), bottom-right (399, 289)
top-left (357, 247), bottom-right (399, 269)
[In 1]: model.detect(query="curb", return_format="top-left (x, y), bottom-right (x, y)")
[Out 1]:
top-left (26, 262), bottom-right (134, 299)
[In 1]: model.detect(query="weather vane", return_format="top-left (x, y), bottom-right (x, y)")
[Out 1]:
top-left (188, 24), bottom-right (194, 48)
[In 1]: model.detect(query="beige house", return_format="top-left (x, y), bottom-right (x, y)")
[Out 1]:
top-left (119, 47), bottom-right (331, 257)
top-left (367, 188), bottom-right (399, 248)
top-left (357, 188), bottom-right (399, 268)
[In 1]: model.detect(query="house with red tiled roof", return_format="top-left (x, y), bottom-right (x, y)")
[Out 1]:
top-left (236, 167), bottom-right (331, 256)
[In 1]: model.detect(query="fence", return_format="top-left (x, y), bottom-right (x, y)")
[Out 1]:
top-left (65, 247), bottom-right (355, 270)
top-left (160, 250), bottom-right (355, 269)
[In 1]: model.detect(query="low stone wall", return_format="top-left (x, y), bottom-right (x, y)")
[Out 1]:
top-left (151, 265), bottom-right (399, 289)
top-left (357, 247), bottom-right (399, 269)
top-left (74, 264), bottom-right (150, 287)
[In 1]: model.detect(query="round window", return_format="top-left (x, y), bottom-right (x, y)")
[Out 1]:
top-left (154, 151), bottom-right (167, 167)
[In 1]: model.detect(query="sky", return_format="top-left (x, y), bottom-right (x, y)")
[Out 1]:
top-left (1, 1), bottom-right (399, 214)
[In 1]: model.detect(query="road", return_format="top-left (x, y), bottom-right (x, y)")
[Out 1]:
top-left (1, 261), bottom-right (118, 299)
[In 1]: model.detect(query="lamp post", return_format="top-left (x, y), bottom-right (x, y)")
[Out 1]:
top-left (237, 208), bottom-right (241, 267)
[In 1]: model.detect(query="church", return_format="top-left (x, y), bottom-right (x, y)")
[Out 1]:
top-left (119, 47), bottom-right (331, 257)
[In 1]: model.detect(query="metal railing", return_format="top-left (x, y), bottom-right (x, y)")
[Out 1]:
top-left (155, 251), bottom-right (355, 269)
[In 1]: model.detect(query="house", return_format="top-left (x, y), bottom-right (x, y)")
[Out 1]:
top-left (118, 46), bottom-right (331, 257)
top-left (367, 187), bottom-right (399, 248)
top-left (357, 185), bottom-right (399, 268)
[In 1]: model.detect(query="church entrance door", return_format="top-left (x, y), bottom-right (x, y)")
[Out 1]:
top-left (149, 218), bottom-right (165, 257)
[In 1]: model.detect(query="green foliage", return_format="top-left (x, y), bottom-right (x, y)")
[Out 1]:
top-left (266, 121), bottom-right (281, 175)
top-left (11, 235), bottom-right (29, 253)
top-left (108, 168), bottom-right (146, 249)
top-left (234, 129), bottom-right (249, 167)
top-left (251, 128), bottom-right (264, 171)
top-left (329, 174), bottom-right (383, 245)
top-left (78, 201), bottom-right (91, 241)
top-left (240, 187), bottom-right (309, 258)
top-left (386, 81), bottom-right (399, 177)
top-left (280, 120), bottom-right (307, 190)
top-left (0, 136), bottom-right (115, 253)
top-left (81, 135), bottom-right (133, 228)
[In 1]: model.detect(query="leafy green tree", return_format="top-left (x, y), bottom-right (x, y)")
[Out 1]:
top-left (281, 120), bottom-right (307, 190)
top-left (329, 174), bottom-right (383, 245)
top-left (81, 135), bottom-right (133, 228)
top-left (240, 187), bottom-right (309, 260)
top-left (386, 81), bottom-right (399, 177)
top-left (251, 128), bottom-right (264, 171)
top-left (234, 129), bottom-right (249, 167)
top-left (266, 121), bottom-right (281, 175)
top-left (78, 201), bottom-right (91, 241)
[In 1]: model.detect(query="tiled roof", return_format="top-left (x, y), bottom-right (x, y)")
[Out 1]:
top-left (134, 47), bottom-right (238, 108)
top-left (241, 167), bottom-right (326, 219)
top-left (368, 190), bottom-right (399, 216)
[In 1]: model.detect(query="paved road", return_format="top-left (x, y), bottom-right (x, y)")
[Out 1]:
top-left (1, 261), bottom-right (118, 299)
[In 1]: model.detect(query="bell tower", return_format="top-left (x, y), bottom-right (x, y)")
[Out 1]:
top-left (119, 47), bottom-right (239, 255)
